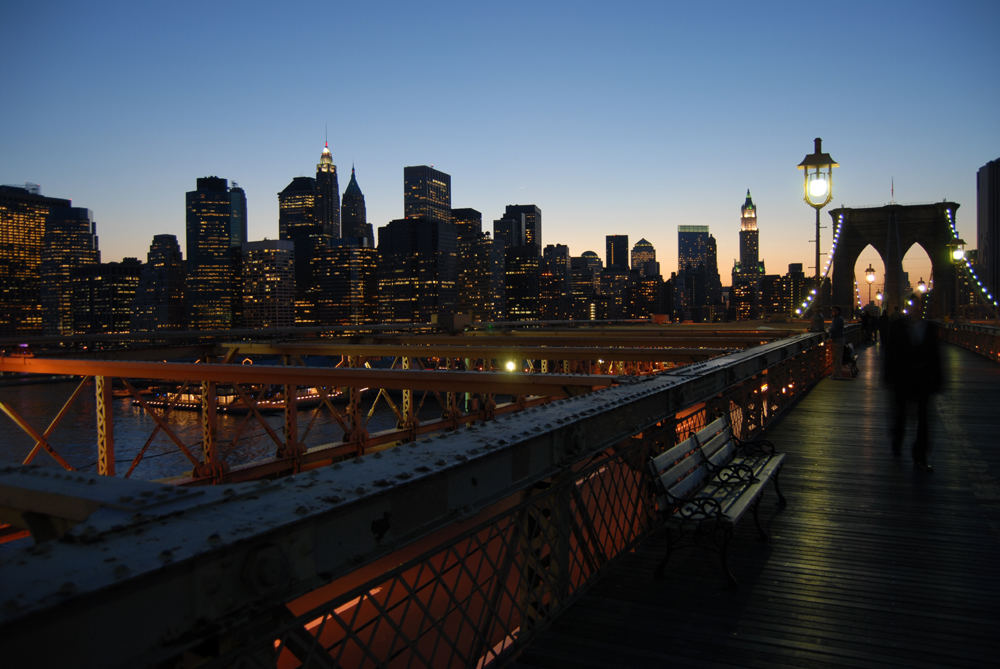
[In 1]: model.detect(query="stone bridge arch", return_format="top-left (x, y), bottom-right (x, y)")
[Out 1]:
top-left (829, 202), bottom-right (959, 317)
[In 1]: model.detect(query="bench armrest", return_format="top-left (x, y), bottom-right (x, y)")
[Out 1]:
top-left (734, 436), bottom-right (776, 457)
top-left (713, 462), bottom-right (757, 486)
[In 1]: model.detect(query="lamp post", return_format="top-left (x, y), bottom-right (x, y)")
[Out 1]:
top-left (865, 264), bottom-right (876, 306)
top-left (946, 238), bottom-right (966, 319)
top-left (798, 138), bottom-right (839, 288)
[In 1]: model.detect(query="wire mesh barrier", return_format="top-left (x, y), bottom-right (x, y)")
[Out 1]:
top-left (940, 322), bottom-right (1000, 363)
top-left (0, 333), bottom-right (829, 668)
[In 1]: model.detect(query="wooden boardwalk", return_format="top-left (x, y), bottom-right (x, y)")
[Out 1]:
top-left (513, 341), bottom-right (1000, 668)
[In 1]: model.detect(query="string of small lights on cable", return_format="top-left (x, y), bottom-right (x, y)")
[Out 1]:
top-left (795, 211), bottom-right (845, 316)
top-left (946, 207), bottom-right (998, 312)
top-left (854, 279), bottom-right (862, 311)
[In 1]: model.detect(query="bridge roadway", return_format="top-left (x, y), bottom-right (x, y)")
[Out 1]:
top-left (513, 341), bottom-right (1000, 668)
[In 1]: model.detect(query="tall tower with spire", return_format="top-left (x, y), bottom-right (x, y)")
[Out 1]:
top-left (341, 166), bottom-right (373, 246)
top-left (315, 141), bottom-right (341, 238)
top-left (732, 189), bottom-right (765, 319)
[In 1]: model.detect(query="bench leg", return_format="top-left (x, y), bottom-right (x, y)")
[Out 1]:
top-left (719, 525), bottom-right (738, 588)
top-left (654, 528), bottom-right (675, 579)
top-left (752, 497), bottom-right (768, 541)
top-left (773, 467), bottom-right (787, 508)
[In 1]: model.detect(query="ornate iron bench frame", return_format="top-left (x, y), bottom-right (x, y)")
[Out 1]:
top-left (648, 414), bottom-right (787, 586)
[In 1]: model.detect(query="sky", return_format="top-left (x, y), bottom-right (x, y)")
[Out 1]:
top-left (3, 0), bottom-right (999, 295)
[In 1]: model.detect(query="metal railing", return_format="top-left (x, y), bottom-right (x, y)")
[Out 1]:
top-left (940, 322), bottom-right (1000, 363)
top-left (0, 332), bottom-right (829, 667)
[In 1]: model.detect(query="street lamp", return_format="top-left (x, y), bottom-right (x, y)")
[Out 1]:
top-left (946, 238), bottom-right (966, 319)
top-left (916, 277), bottom-right (927, 294)
top-left (865, 264), bottom-right (876, 306)
top-left (798, 138), bottom-right (839, 284)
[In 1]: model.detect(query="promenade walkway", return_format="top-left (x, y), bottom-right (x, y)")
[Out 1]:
top-left (514, 341), bottom-right (1000, 668)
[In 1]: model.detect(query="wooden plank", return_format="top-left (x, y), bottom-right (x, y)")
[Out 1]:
top-left (516, 342), bottom-right (1000, 667)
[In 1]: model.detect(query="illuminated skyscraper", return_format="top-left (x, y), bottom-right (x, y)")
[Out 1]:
top-left (606, 235), bottom-right (629, 273)
top-left (242, 240), bottom-right (295, 328)
top-left (631, 238), bottom-right (658, 278)
top-left (0, 185), bottom-right (73, 335)
top-left (315, 142), bottom-right (341, 238)
top-left (540, 244), bottom-right (571, 320)
top-left (377, 216), bottom-right (457, 323)
top-left (404, 166), bottom-right (451, 223)
top-left (341, 166), bottom-right (373, 246)
top-left (452, 207), bottom-right (492, 321)
top-left (133, 234), bottom-right (185, 331)
top-left (70, 258), bottom-right (142, 334)
top-left (732, 190), bottom-right (765, 319)
top-left (186, 177), bottom-right (242, 329)
top-left (40, 206), bottom-right (100, 335)
top-left (494, 205), bottom-right (542, 321)
top-left (677, 224), bottom-right (722, 321)
top-left (311, 243), bottom-right (379, 325)
top-left (978, 157), bottom-right (1000, 303)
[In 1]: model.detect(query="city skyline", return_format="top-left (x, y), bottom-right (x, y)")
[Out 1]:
top-left (3, 1), bottom-right (998, 289)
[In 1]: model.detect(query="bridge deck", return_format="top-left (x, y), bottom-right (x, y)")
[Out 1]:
top-left (514, 341), bottom-right (1000, 668)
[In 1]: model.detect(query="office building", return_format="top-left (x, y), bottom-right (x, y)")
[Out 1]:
top-left (978, 158), bottom-right (1000, 302)
top-left (631, 238), bottom-right (659, 278)
top-left (310, 242), bottom-right (379, 325)
top-left (731, 190), bottom-right (766, 319)
top-left (404, 166), bottom-right (451, 223)
top-left (40, 206), bottom-right (100, 335)
top-left (186, 177), bottom-right (243, 330)
top-left (377, 216), bottom-right (457, 323)
top-left (677, 225), bottom-right (722, 321)
top-left (0, 184), bottom-right (73, 335)
top-left (341, 167), bottom-right (373, 246)
top-left (540, 244), bottom-right (571, 320)
top-left (493, 205), bottom-right (542, 321)
top-left (606, 235), bottom-right (629, 273)
top-left (133, 234), bottom-right (185, 332)
top-left (452, 207), bottom-right (492, 321)
top-left (242, 240), bottom-right (295, 328)
top-left (315, 142), bottom-right (341, 238)
top-left (70, 258), bottom-right (142, 334)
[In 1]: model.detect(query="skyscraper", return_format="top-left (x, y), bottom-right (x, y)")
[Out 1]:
top-left (732, 190), bottom-right (765, 319)
top-left (315, 142), bottom-right (341, 238)
top-left (377, 216), bottom-right (457, 323)
top-left (310, 243), bottom-right (379, 325)
top-left (70, 258), bottom-right (142, 334)
top-left (494, 205), bottom-right (542, 320)
top-left (606, 235), bottom-right (629, 273)
top-left (341, 166), bottom-right (373, 245)
top-left (503, 205), bottom-right (542, 252)
top-left (186, 177), bottom-right (242, 330)
top-left (540, 244), bottom-right (571, 320)
top-left (133, 234), bottom-right (186, 331)
top-left (677, 225), bottom-right (722, 321)
top-left (978, 157), bottom-right (1000, 302)
top-left (242, 240), bottom-right (295, 328)
top-left (0, 185), bottom-right (72, 335)
top-left (404, 166), bottom-right (451, 223)
top-left (452, 207), bottom-right (492, 321)
top-left (40, 206), bottom-right (100, 335)
top-left (631, 238), bottom-right (658, 278)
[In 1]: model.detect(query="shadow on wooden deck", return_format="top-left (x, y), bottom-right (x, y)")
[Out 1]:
top-left (513, 341), bottom-right (1000, 668)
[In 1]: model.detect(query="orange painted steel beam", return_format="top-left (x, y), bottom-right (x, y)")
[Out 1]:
top-left (223, 342), bottom-right (727, 362)
top-left (0, 357), bottom-right (617, 396)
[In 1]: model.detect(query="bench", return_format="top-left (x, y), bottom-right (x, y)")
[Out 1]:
top-left (648, 414), bottom-right (787, 586)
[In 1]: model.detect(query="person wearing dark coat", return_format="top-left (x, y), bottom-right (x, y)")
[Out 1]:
top-left (883, 312), bottom-right (942, 471)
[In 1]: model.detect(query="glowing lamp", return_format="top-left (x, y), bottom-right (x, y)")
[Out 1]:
top-left (917, 278), bottom-right (927, 294)
top-left (798, 137), bottom-right (838, 209)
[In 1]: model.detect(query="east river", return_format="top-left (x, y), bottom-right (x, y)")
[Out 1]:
top-left (0, 377), bottom-right (439, 480)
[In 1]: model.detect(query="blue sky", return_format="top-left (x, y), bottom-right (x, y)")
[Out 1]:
top-left (3, 0), bottom-right (998, 291)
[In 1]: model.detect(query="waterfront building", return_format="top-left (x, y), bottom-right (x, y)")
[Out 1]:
top-left (341, 166), bottom-right (373, 246)
top-left (0, 184), bottom-right (72, 335)
top-left (133, 234), bottom-right (186, 332)
top-left (40, 206), bottom-right (100, 335)
top-left (186, 177), bottom-right (243, 330)
top-left (315, 142), bottom-right (341, 239)
top-left (242, 240), bottom-right (295, 329)
top-left (377, 216), bottom-right (457, 323)
top-left (404, 166), bottom-right (452, 224)
top-left (70, 258), bottom-right (142, 333)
